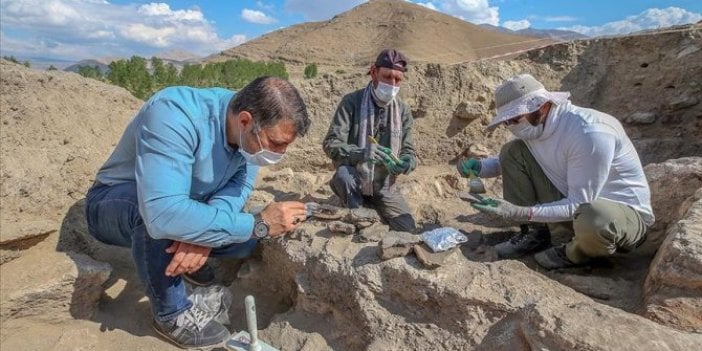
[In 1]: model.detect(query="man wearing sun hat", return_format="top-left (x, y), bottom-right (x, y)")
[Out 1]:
top-left (456, 73), bottom-right (654, 269)
top-left (323, 48), bottom-right (417, 232)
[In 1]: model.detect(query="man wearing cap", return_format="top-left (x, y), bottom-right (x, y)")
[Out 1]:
top-left (323, 49), bottom-right (417, 232)
top-left (457, 73), bottom-right (654, 269)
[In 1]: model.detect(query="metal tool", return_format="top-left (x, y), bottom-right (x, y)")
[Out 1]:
top-left (225, 295), bottom-right (278, 351)
top-left (458, 191), bottom-right (498, 207)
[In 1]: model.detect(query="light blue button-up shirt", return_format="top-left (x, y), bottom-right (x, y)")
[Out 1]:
top-left (96, 86), bottom-right (258, 247)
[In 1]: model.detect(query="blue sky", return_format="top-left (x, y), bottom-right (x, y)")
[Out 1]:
top-left (1, 0), bottom-right (700, 64)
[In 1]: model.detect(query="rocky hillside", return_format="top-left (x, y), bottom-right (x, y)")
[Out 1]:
top-left (206, 0), bottom-right (550, 66)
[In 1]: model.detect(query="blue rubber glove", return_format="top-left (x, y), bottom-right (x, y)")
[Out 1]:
top-left (471, 197), bottom-right (530, 221)
top-left (457, 158), bottom-right (482, 178)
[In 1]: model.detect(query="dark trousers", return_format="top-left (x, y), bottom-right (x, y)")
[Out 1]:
top-left (85, 181), bottom-right (257, 322)
top-left (330, 165), bottom-right (416, 232)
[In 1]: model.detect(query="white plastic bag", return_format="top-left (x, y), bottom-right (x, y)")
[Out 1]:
top-left (421, 227), bottom-right (468, 252)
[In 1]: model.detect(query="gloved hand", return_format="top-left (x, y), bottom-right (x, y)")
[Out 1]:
top-left (471, 197), bottom-right (531, 222)
top-left (368, 144), bottom-right (395, 164)
top-left (457, 158), bottom-right (481, 178)
top-left (387, 154), bottom-right (412, 175)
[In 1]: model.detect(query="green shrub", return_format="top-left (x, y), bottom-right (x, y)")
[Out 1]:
top-left (104, 56), bottom-right (288, 100)
top-left (304, 63), bottom-right (318, 79)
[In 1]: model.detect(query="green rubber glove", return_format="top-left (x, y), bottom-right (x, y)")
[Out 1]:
top-left (368, 144), bottom-right (394, 163)
top-left (457, 158), bottom-right (482, 178)
top-left (388, 154), bottom-right (412, 175)
top-left (471, 197), bottom-right (530, 221)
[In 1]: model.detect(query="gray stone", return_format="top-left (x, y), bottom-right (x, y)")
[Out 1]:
top-left (0, 249), bottom-right (111, 322)
top-left (326, 221), bottom-right (356, 235)
top-left (643, 189), bottom-right (702, 333)
top-left (641, 157), bottom-right (702, 254)
top-left (625, 111), bottom-right (656, 124)
top-left (669, 95), bottom-right (699, 111)
top-left (379, 231), bottom-right (422, 260)
top-left (453, 101), bottom-right (485, 121)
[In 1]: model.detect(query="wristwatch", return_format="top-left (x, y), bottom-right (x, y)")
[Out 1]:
top-left (252, 213), bottom-right (270, 239)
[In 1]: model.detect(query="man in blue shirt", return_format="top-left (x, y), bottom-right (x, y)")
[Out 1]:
top-left (85, 77), bottom-right (310, 348)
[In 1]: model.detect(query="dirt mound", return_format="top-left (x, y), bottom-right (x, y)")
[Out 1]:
top-left (206, 0), bottom-right (551, 66)
top-left (0, 60), bottom-right (142, 248)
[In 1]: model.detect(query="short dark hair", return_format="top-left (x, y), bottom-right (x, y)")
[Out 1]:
top-left (229, 76), bottom-right (310, 137)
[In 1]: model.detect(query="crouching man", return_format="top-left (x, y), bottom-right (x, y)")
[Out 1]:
top-left (322, 49), bottom-right (418, 232)
top-left (86, 77), bottom-right (310, 348)
top-left (458, 73), bottom-right (654, 269)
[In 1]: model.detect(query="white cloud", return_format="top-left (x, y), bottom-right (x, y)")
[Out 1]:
top-left (418, 2), bottom-right (437, 11)
top-left (502, 19), bottom-right (530, 31)
top-left (284, 0), bottom-right (365, 21)
top-left (241, 9), bottom-right (277, 24)
top-left (561, 7), bottom-right (701, 37)
top-left (138, 3), bottom-right (205, 22)
top-left (415, 0), bottom-right (500, 26)
top-left (543, 15), bottom-right (577, 22)
top-left (0, 0), bottom-right (247, 60)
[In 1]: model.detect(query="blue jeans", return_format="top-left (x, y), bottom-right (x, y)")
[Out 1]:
top-left (85, 181), bottom-right (258, 322)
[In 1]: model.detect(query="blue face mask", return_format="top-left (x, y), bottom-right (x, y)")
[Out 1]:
top-left (239, 127), bottom-right (284, 166)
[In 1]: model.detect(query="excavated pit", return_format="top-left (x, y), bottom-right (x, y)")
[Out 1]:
top-left (1, 24), bottom-right (701, 351)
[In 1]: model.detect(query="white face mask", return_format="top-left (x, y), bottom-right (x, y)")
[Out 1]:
top-left (238, 127), bottom-right (284, 166)
top-left (507, 118), bottom-right (545, 140)
top-left (373, 81), bottom-right (400, 105)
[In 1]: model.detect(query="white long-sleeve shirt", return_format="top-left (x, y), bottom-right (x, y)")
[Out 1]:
top-left (480, 101), bottom-right (655, 226)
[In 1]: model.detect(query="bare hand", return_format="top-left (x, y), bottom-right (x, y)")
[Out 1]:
top-left (164, 241), bottom-right (212, 277)
top-left (260, 201), bottom-right (307, 237)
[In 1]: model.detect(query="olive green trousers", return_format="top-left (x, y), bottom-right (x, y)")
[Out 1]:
top-left (499, 140), bottom-right (647, 263)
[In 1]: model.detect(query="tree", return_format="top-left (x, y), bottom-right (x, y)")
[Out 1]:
top-left (22, 61), bottom-right (31, 68)
top-left (304, 63), bottom-right (318, 79)
top-left (77, 65), bottom-right (102, 79)
top-left (47, 65), bottom-right (58, 71)
top-left (2, 56), bottom-right (19, 63)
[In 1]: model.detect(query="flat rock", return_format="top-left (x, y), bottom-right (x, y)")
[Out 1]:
top-left (413, 243), bottom-right (457, 269)
top-left (0, 245), bottom-right (112, 322)
top-left (379, 231), bottom-right (422, 260)
top-left (641, 157), bottom-right (702, 254)
top-left (643, 188), bottom-right (702, 333)
top-left (0, 219), bottom-right (57, 249)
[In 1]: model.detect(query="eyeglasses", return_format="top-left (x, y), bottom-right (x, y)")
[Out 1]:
top-left (504, 115), bottom-right (527, 126)
top-left (504, 110), bottom-right (541, 126)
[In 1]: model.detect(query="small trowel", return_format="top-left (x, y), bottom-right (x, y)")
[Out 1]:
top-left (225, 295), bottom-right (279, 351)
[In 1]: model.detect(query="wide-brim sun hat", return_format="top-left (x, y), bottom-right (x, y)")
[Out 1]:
top-left (486, 73), bottom-right (571, 131)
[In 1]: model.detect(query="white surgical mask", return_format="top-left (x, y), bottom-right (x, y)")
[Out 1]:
top-left (239, 127), bottom-right (284, 166)
top-left (507, 118), bottom-right (545, 140)
top-left (373, 81), bottom-right (400, 105)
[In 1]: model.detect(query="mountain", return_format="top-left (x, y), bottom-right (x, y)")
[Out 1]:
top-left (205, 0), bottom-right (555, 66)
top-left (516, 28), bottom-right (588, 41)
top-left (64, 59), bottom-right (110, 74)
top-left (479, 24), bottom-right (588, 41)
top-left (63, 50), bottom-right (200, 75)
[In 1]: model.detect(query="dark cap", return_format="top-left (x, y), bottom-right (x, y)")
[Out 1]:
top-left (373, 49), bottom-right (408, 72)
